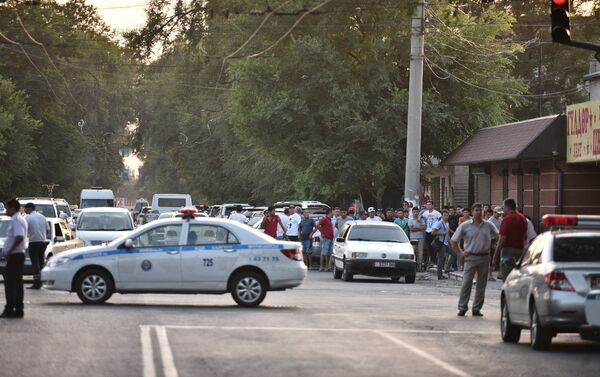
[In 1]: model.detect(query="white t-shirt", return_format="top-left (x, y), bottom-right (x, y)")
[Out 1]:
top-left (277, 214), bottom-right (289, 237)
top-left (228, 212), bottom-right (247, 224)
top-left (421, 209), bottom-right (441, 233)
top-left (6, 213), bottom-right (28, 254)
top-left (523, 219), bottom-right (537, 250)
top-left (26, 211), bottom-right (49, 243)
top-left (287, 213), bottom-right (302, 236)
top-left (366, 216), bottom-right (382, 222)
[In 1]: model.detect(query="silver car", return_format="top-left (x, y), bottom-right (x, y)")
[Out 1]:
top-left (500, 215), bottom-right (600, 350)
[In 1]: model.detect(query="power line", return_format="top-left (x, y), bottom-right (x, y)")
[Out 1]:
top-left (424, 57), bottom-right (583, 99)
top-left (0, 30), bottom-right (64, 106)
top-left (248, 0), bottom-right (335, 58)
top-left (15, 11), bottom-right (85, 112)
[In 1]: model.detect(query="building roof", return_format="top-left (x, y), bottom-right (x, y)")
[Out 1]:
top-left (443, 115), bottom-right (565, 166)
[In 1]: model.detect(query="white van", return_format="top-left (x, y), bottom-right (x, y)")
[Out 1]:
top-left (79, 188), bottom-right (115, 209)
top-left (151, 193), bottom-right (192, 213)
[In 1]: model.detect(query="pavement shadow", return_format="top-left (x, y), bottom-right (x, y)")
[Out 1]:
top-left (42, 302), bottom-right (301, 311)
top-left (503, 338), bottom-right (600, 354)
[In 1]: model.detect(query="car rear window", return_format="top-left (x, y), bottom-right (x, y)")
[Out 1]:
top-left (157, 198), bottom-right (187, 208)
top-left (554, 236), bottom-right (600, 262)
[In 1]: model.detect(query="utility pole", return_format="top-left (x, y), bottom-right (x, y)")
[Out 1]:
top-left (404, 0), bottom-right (425, 207)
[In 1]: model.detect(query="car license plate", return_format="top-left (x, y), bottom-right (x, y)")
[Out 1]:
top-left (592, 277), bottom-right (600, 289)
top-left (374, 261), bottom-right (395, 268)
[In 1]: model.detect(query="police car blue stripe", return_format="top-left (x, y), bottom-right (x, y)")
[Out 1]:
top-left (70, 243), bottom-right (292, 261)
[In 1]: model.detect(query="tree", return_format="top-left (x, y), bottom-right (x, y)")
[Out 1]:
top-left (0, 76), bottom-right (41, 198)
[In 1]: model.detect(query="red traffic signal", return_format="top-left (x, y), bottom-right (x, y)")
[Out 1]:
top-left (551, 0), bottom-right (571, 43)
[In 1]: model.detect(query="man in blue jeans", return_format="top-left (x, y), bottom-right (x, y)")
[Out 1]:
top-left (432, 210), bottom-right (457, 280)
top-left (299, 209), bottom-right (316, 269)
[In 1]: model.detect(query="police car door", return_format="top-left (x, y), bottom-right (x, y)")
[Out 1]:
top-left (181, 224), bottom-right (241, 290)
top-left (118, 223), bottom-right (183, 289)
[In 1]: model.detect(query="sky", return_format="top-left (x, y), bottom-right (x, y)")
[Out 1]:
top-left (84, 0), bottom-right (149, 31)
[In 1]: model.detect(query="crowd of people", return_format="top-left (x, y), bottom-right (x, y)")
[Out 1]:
top-left (255, 198), bottom-right (537, 317)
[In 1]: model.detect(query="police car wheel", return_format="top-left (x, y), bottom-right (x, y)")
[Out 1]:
top-left (530, 306), bottom-right (552, 350)
top-left (501, 299), bottom-right (521, 343)
top-left (76, 269), bottom-right (113, 304)
top-left (231, 272), bottom-right (267, 307)
top-left (404, 274), bottom-right (416, 284)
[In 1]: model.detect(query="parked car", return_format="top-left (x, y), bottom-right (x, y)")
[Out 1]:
top-left (132, 198), bottom-right (149, 222)
top-left (332, 221), bottom-right (416, 283)
top-left (80, 188), bottom-right (115, 209)
top-left (151, 193), bottom-right (192, 214)
top-left (137, 206), bottom-right (160, 225)
top-left (76, 207), bottom-right (135, 246)
top-left (274, 200), bottom-right (330, 214)
top-left (16, 197), bottom-right (58, 218)
top-left (0, 217), bottom-right (83, 275)
top-left (500, 214), bottom-right (600, 350)
top-left (209, 203), bottom-right (251, 218)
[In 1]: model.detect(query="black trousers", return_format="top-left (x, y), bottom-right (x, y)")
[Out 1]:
top-left (28, 242), bottom-right (48, 285)
top-left (4, 253), bottom-right (25, 313)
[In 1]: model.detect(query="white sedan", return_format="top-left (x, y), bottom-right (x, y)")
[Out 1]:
top-left (42, 210), bottom-right (307, 307)
top-left (76, 207), bottom-right (135, 246)
top-left (332, 221), bottom-right (416, 283)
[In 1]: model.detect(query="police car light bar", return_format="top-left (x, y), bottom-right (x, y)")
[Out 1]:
top-left (543, 214), bottom-right (600, 229)
top-left (178, 208), bottom-right (198, 219)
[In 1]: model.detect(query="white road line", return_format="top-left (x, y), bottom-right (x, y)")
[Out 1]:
top-left (374, 330), bottom-right (473, 377)
top-left (155, 326), bottom-right (180, 377)
top-left (154, 324), bottom-right (495, 335)
top-left (140, 325), bottom-right (156, 377)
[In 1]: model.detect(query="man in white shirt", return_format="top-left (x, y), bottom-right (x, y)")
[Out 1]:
top-left (366, 207), bottom-right (382, 222)
top-left (286, 207), bottom-right (302, 241)
top-left (277, 208), bottom-right (289, 240)
top-left (420, 201), bottom-right (441, 267)
top-left (24, 203), bottom-right (50, 289)
top-left (228, 205), bottom-right (248, 224)
top-left (487, 206), bottom-right (502, 231)
top-left (1, 199), bottom-right (28, 318)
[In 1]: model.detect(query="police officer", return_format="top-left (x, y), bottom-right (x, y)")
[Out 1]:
top-left (1, 199), bottom-right (28, 318)
top-left (24, 202), bottom-right (49, 289)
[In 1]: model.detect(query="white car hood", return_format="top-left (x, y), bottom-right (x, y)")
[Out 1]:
top-left (77, 230), bottom-right (133, 243)
top-left (346, 241), bottom-right (414, 255)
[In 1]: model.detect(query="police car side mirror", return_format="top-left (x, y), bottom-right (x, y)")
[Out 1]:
top-left (54, 236), bottom-right (65, 243)
top-left (123, 239), bottom-right (134, 249)
top-left (336, 237), bottom-right (345, 243)
top-left (502, 257), bottom-right (517, 271)
top-left (410, 240), bottom-right (418, 246)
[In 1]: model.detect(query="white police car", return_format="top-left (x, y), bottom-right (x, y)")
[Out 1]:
top-left (42, 209), bottom-right (307, 307)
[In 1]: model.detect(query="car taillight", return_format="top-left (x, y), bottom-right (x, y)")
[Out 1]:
top-left (545, 271), bottom-right (575, 291)
top-left (281, 248), bottom-right (303, 261)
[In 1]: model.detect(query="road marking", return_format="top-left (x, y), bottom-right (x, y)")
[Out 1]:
top-left (155, 326), bottom-right (179, 377)
top-left (140, 325), bottom-right (156, 377)
top-left (141, 324), bottom-right (487, 377)
top-left (374, 330), bottom-right (474, 377)
top-left (154, 324), bottom-right (495, 335)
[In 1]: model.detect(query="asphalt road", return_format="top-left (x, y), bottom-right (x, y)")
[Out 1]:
top-left (1, 272), bottom-right (599, 377)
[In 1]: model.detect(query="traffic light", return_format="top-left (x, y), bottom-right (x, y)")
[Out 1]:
top-left (551, 0), bottom-right (571, 44)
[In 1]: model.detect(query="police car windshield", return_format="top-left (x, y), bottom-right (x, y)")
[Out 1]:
top-left (0, 220), bottom-right (9, 237)
top-left (554, 236), bottom-right (600, 262)
top-left (78, 212), bottom-right (133, 231)
top-left (348, 226), bottom-right (408, 243)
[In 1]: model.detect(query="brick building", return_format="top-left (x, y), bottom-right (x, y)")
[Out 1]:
top-left (443, 114), bottom-right (600, 230)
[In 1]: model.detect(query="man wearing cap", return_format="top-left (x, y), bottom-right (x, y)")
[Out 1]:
top-left (1, 199), bottom-right (28, 318)
top-left (366, 207), bottom-right (382, 222)
top-left (488, 206), bottom-right (503, 231)
top-left (24, 203), bottom-right (50, 289)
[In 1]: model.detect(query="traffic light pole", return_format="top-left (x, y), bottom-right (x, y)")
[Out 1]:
top-left (563, 40), bottom-right (600, 63)
top-left (404, 0), bottom-right (425, 207)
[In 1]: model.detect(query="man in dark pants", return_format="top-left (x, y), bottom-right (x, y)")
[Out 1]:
top-left (24, 202), bottom-right (49, 289)
top-left (1, 199), bottom-right (28, 318)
